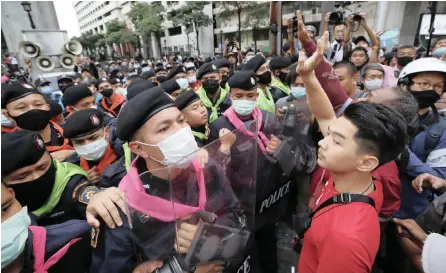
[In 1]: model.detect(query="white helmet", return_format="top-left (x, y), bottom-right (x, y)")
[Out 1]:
top-left (305, 25), bottom-right (317, 34)
top-left (398, 57), bottom-right (446, 80)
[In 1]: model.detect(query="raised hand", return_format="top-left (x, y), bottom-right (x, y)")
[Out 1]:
top-left (297, 31), bottom-right (329, 76)
top-left (296, 10), bottom-right (311, 45)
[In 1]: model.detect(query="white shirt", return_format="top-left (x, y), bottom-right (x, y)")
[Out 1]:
top-left (9, 56), bottom-right (18, 65)
top-left (326, 40), bottom-right (355, 63)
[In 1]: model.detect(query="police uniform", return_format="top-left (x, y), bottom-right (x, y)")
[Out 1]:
top-left (64, 109), bottom-right (126, 179)
top-left (167, 65), bottom-right (187, 80)
top-left (175, 90), bottom-right (210, 147)
top-left (1, 83), bottom-right (74, 153)
top-left (91, 87), bottom-right (243, 273)
top-left (1, 131), bottom-right (98, 226)
top-left (96, 78), bottom-right (125, 118)
top-left (196, 63), bottom-right (232, 123)
top-left (20, 216), bottom-right (92, 273)
top-left (209, 71), bottom-right (288, 273)
top-left (269, 57), bottom-right (292, 101)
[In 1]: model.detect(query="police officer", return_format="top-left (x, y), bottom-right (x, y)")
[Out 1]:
top-left (2, 83), bottom-right (74, 161)
top-left (46, 98), bottom-right (65, 125)
top-left (197, 62), bottom-right (232, 123)
top-left (209, 71), bottom-right (287, 273)
top-left (269, 56), bottom-right (292, 101)
top-left (96, 78), bottom-right (125, 118)
top-left (244, 54), bottom-right (276, 113)
top-left (161, 78), bottom-right (183, 100)
top-left (126, 80), bottom-right (155, 101)
top-left (62, 83), bottom-right (99, 116)
top-left (166, 64), bottom-right (188, 80)
top-left (90, 86), bottom-right (240, 273)
top-left (1, 182), bottom-right (92, 273)
top-left (64, 109), bottom-right (127, 184)
top-left (185, 62), bottom-right (201, 92)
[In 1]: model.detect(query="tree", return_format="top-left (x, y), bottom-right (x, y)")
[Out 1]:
top-left (170, 2), bottom-right (212, 56)
top-left (242, 3), bottom-right (269, 50)
top-left (219, 2), bottom-right (269, 50)
top-left (127, 1), bottom-right (165, 57)
top-left (105, 19), bottom-right (137, 57)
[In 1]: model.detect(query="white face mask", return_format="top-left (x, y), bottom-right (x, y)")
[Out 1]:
top-left (364, 79), bottom-right (383, 91)
top-left (137, 126), bottom-right (199, 167)
top-left (1, 207), bottom-right (31, 269)
top-left (75, 135), bottom-right (108, 161)
top-left (232, 99), bottom-right (257, 116)
top-left (1, 114), bottom-right (14, 127)
top-left (176, 78), bottom-right (189, 91)
top-left (188, 76), bottom-right (197, 84)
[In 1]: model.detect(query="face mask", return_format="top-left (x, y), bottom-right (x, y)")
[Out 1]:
top-left (397, 56), bottom-right (413, 67)
top-left (232, 99), bottom-right (257, 116)
top-left (188, 76), bottom-right (197, 84)
top-left (75, 135), bottom-right (108, 161)
top-left (137, 127), bottom-right (199, 167)
top-left (41, 86), bottom-right (53, 95)
top-left (410, 90), bottom-right (441, 109)
top-left (176, 78), bottom-right (189, 91)
top-left (220, 75), bottom-right (229, 89)
top-left (9, 109), bottom-right (50, 131)
top-left (141, 67), bottom-right (150, 72)
top-left (290, 87), bottom-right (306, 99)
top-left (364, 79), bottom-right (383, 91)
top-left (202, 79), bottom-right (220, 94)
top-left (257, 71), bottom-right (272, 85)
top-left (95, 92), bottom-right (103, 104)
top-left (277, 71), bottom-right (288, 83)
top-left (101, 88), bottom-right (114, 98)
top-left (157, 76), bottom-right (168, 83)
top-left (246, 55), bottom-right (254, 62)
top-left (1, 114), bottom-right (14, 127)
top-left (116, 87), bottom-right (127, 97)
top-left (1, 207), bottom-right (31, 269)
top-left (433, 47), bottom-right (446, 58)
top-left (10, 162), bottom-right (56, 212)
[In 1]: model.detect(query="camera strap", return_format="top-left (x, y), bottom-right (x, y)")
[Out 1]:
top-left (311, 193), bottom-right (376, 217)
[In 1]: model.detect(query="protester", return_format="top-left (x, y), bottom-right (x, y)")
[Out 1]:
top-left (360, 63), bottom-right (385, 94)
top-left (160, 78), bottom-right (183, 100)
top-left (34, 77), bottom-right (53, 97)
top-left (185, 62), bottom-right (201, 92)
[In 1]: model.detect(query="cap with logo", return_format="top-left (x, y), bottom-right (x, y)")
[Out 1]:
top-left (196, 63), bottom-right (219, 80)
top-left (227, 70), bottom-right (258, 91)
top-left (1, 82), bottom-right (42, 109)
top-left (63, 109), bottom-right (104, 139)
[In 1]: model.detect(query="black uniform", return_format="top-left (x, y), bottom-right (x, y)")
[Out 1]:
top-left (90, 157), bottom-right (242, 273)
top-left (21, 216), bottom-right (92, 273)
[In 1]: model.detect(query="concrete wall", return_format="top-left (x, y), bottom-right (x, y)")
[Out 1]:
top-left (1, 1), bottom-right (59, 54)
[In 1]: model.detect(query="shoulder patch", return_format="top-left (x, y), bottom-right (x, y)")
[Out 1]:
top-left (78, 185), bottom-right (100, 205)
top-left (91, 227), bottom-right (99, 248)
top-left (72, 181), bottom-right (89, 200)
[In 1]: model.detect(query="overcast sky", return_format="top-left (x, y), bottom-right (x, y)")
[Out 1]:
top-left (54, 1), bottom-right (81, 38)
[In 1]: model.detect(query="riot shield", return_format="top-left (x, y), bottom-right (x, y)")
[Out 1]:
top-left (125, 121), bottom-right (258, 273)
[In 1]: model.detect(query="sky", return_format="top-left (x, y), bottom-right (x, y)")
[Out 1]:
top-left (54, 1), bottom-right (81, 38)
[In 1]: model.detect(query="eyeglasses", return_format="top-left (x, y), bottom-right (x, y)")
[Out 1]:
top-left (412, 81), bottom-right (445, 93)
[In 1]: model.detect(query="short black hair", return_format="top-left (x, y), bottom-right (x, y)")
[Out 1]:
top-left (282, 43), bottom-right (291, 53)
top-left (334, 22), bottom-right (347, 29)
top-left (343, 102), bottom-right (408, 167)
top-left (333, 60), bottom-right (357, 77)
top-left (286, 63), bottom-right (299, 86)
top-left (361, 64), bottom-right (385, 79)
top-left (350, 46), bottom-right (369, 58)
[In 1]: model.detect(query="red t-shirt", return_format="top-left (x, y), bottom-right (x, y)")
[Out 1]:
top-left (310, 161), bottom-right (401, 218)
top-left (299, 177), bottom-right (383, 273)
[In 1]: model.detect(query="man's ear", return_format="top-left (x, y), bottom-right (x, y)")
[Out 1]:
top-left (356, 155), bottom-right (379, 173)
top-left (128, 141), bottom-right (149, 159)
top-left (67, 105), bottom-right (76, 113)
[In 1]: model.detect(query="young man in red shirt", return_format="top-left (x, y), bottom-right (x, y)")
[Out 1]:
top-left (296, 32), bottom-right (408, 273)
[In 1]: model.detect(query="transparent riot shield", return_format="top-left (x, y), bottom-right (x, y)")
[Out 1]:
top-left (170, 120), bottom-right (258, 272)
top-left (124, 121), bottom-right (258, 273)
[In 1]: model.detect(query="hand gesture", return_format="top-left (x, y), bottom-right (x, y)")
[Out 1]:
top-left (132, 260), bottom-right (164, 273)
top-left (324, 12), bottom-right (331, 23)
top-left (87, 166), bottom-right (100, 184)
top-left (393, 218), bottom-right (427, 249)
top-left (219, 128), bottom-right (236, 150)
top-left (175, 221), bottom-right (198, 253)
top-left (347, 14), bottom-right (354, 25)
top-left (266, 135), bottom-right (281, 154)
top-left (287, 18), bottom-right (294, 31)
top-left (296, 11), bottom-right (311, 45)
top-left (360, 13), bottom-right (367, 26)
top-left (297, 31), bottom-right (329, 76)
top-left (86, 187), bottom-right (127, 229)
top-left (411, 173), bottom-right (446, 193)
top-left (234, 40), bottom-right (240, 49)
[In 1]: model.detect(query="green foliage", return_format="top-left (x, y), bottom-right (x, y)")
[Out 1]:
top-left (127, 2), bottom-right (165, 39)
top-left (242, 3), bottom-right (269, 29)
top-left (104, 19), bottom-right (136, 45)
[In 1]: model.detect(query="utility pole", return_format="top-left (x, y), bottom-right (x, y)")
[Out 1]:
top-left (426, 1), bottom-right (438, 56)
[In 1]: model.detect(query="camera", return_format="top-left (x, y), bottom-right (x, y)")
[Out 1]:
top-left (292, 15), bottom-right (298, 35)
top-left (328, 1), bottom-right (355, 25)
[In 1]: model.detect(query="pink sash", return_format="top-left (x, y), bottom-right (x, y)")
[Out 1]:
top-left (223, 107), bottom-right (270, 154)
top-left (29, 226), bottom-right (81, 273)
top-left (119, 157), bottom-right (206, 222)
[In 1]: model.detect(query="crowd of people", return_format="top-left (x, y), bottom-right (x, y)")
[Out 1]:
top-left (2, 9), bottom-right (446, 273)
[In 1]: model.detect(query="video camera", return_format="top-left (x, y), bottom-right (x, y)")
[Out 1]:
top-left (328, 2), bottom-right (362, 25)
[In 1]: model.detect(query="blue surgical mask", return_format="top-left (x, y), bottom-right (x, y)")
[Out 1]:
top-left (41, 86), bottom-right (53, 95)
top-left (364, 79), bottom-right (383, 91)
top-left (433, 47), bottom-right (446, 58)
top-left (176, 78), bottom-right (189, 91)
top-left (232, 99), bottom-right (257, 116)
top-left (1, 114), bottom-right (15, 127)
top-left (291, 87), bottom-right (306, 99)
top-left (95, 92), bottom-right (103, 104)
top-left (188, 76), bottom-right (197, 84)
top-left (1, 207), bottom-right (31, 268)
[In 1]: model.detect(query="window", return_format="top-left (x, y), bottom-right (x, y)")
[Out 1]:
top-left (167, 46), bottom-right (172, 52)
top-left (95, 27), bottom-right (98, 32)
top-left (179, 45), bottom-right (184, 52)
top-left (254, 29), bottom-right (269, 41)
top-left (174, 46), bottom-right (179, 52)
top-left (168, 26), bottom-right (182, 36)
top-left (104, 11), bottom-right (111, 17)
top-left (215, 17), bottom-right (223, 28)
top-left (168, 10), bottom-right (178, 19)
top-left (185, 24), bottom-right (193, 34)
top-left (100, 25), bottom-right (104, 31)
top-left (282, 2), bottom-right (301, 14)
top-left (105, 1), bottom-right (110, 5)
